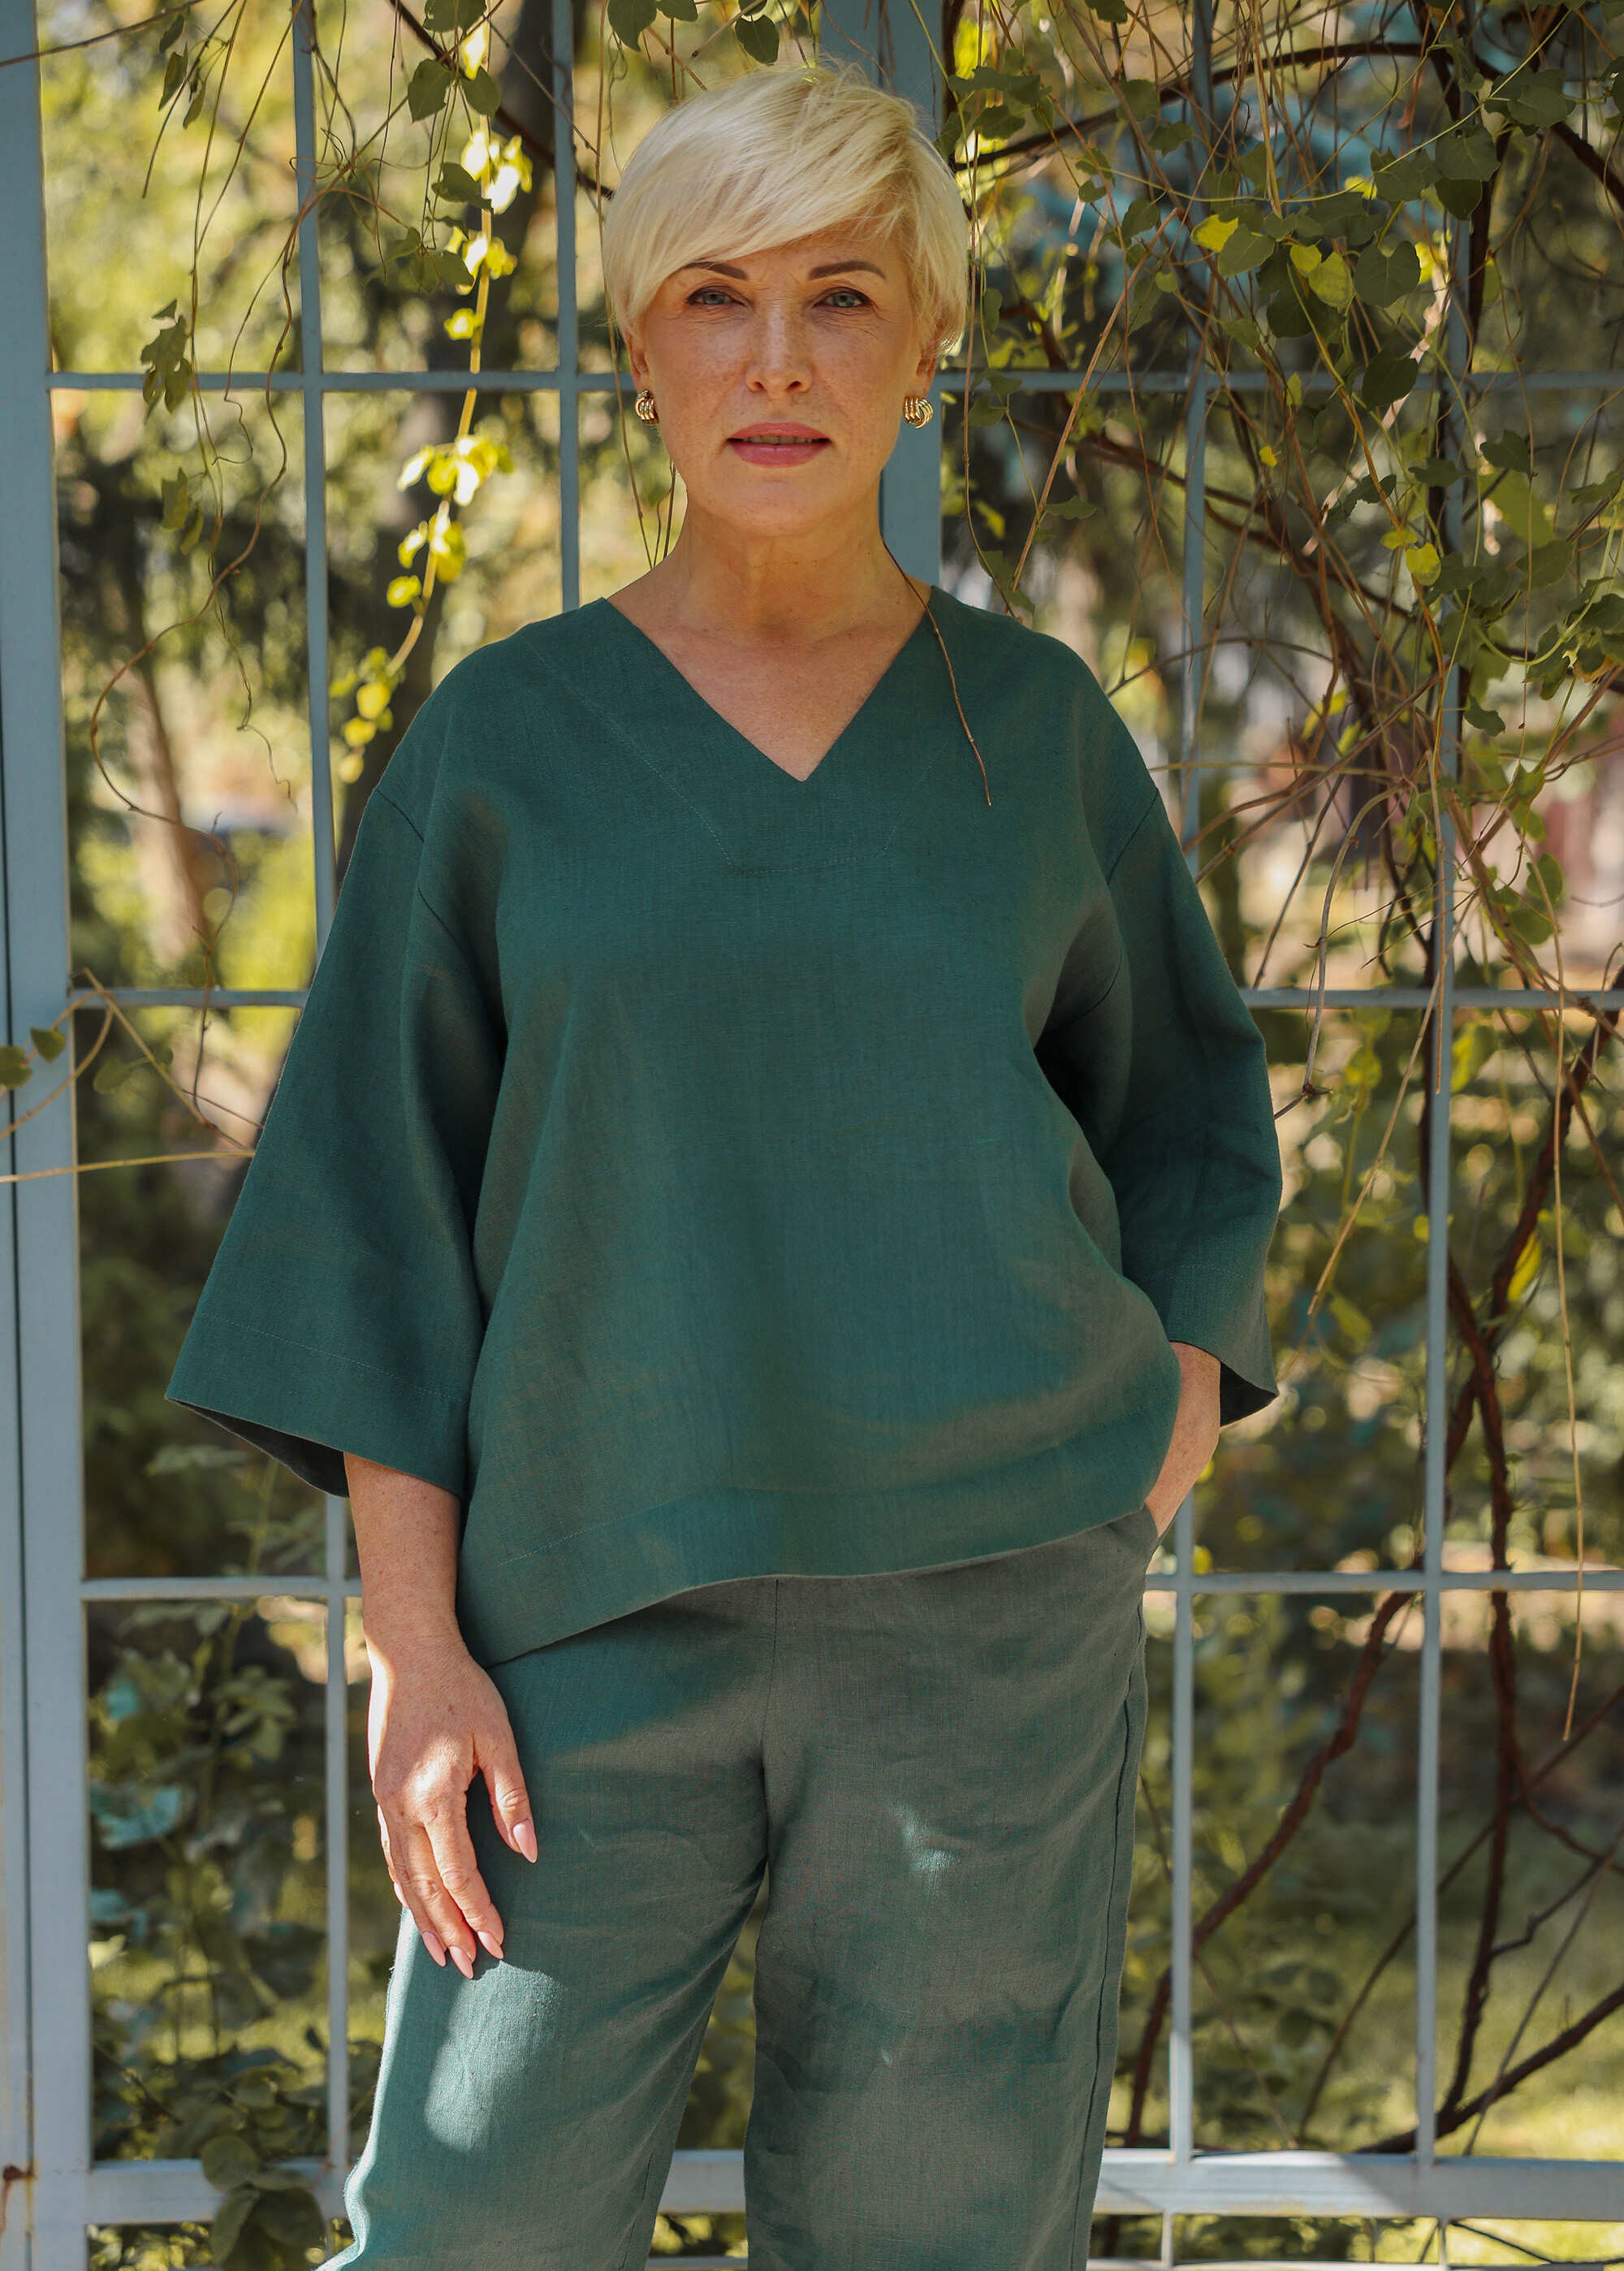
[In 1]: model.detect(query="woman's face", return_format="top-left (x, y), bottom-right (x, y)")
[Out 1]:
top-left (625, 222), bottom-right (936, 541)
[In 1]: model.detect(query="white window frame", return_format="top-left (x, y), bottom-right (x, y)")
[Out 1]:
top-left (4, 0), bottom-right (1624, 2260)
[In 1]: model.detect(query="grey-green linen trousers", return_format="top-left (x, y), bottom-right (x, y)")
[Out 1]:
top-left (329, 1501), bottom-right (1158, 2270)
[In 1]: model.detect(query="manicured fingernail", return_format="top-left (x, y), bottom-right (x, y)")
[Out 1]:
top-left (422, 1931), bottom-right (447, 1966)
top-left (451, 1944), bottom-right (475, 1979)
top-left (513, 1819), bottom-right (538, 1863)
top-left (477, 1929), bottom-right (503, 1961)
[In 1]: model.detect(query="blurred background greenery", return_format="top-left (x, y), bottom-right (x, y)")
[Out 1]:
top-left (24, 0), bottom-right (1624, 2260)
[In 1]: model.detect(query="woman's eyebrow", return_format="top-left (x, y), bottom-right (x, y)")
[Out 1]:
top-left (675, 258), bottom-right (887, 279)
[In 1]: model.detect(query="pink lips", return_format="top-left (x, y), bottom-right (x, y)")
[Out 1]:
top-left (728, 423), bottom-right (829, 465)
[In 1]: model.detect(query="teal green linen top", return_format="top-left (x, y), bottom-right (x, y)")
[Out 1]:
top-left (166, 584), bottom-right (1282, 1664)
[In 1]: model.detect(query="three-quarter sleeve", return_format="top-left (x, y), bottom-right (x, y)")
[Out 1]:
top-left (1038, 776), bottom-right (1282, 1425)
top-left (166, 777), bottom-right (503, 1499)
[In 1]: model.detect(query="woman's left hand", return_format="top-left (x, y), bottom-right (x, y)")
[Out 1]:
top-left (1145, 1342), bottom-right (1221, 1537)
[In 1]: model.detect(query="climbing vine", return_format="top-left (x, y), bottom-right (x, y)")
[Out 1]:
top-left (18, 0), bottom-right (1624, 2259)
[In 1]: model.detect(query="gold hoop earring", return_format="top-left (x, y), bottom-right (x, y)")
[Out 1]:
top-left (901, 394), bottom-right (934, 427)
top-left (633, 388), bottom-right (659, 425)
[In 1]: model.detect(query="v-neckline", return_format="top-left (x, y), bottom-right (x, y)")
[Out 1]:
top-left (590, 587), bottom-right (944, 790)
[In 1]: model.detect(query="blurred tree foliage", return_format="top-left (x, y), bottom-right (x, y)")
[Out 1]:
top-left (10, 0), bottom-right (1622, 2260)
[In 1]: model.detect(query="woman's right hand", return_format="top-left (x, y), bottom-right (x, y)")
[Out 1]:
top-left (365, 1630), bottom-right (538, 1975)
top-left (343, 1451), bottom-right (537, 1978)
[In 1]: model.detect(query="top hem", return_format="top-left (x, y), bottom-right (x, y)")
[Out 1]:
top-left (455, 1421), bottom-right (1172, 1665)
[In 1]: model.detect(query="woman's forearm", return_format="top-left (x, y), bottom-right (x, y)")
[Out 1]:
top-left (344, 1453), bottom-right (464, 1658)
top-left (344, 1451), bottom-right (536, 1974)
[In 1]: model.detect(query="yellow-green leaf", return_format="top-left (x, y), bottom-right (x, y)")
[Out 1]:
top-left (1194, 215), bottom-right (1238, 253)
top-left (1307, 250), bottom-right (1353, 309)
top-left (30, 1024), bottom-right (67, 1063)
top-left (1507, 1235), bottom-right (1543, 1303)
top-left (1406, 541), bottom-right (1440, 586)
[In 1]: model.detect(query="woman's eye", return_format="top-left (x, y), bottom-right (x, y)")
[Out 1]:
top-left (822, 288), bottom-right (870, 309)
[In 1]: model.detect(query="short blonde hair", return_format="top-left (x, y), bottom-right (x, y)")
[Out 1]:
top-left (600, 60), bottom-right (969, 357)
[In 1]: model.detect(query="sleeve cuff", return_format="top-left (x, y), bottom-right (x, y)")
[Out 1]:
top-left (166, 1317), bottom-right (469, 1500)
top-left (1155, 1287), bottom-right (1279, 1427)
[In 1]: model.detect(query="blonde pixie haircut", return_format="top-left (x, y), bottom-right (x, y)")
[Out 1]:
top-left (601, 60), bottom-right (970, 358)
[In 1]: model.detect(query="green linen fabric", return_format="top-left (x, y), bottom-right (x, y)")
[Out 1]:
top-left (326, 1503), bottom-right (1158, 2270)
top-left (166, 584), bottom-right (1281, 1663)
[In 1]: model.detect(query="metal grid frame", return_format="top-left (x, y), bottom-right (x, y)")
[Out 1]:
top-left (3, 0), bottom-right (1624, 2260)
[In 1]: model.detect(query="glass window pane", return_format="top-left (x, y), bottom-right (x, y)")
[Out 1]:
top-left (1208, 1010), bottom-right (1427, 1577)
top-left (1434, 1585), bottom-right (1624, 2167)
top-left (61, 391), bottom-right (315, 995)
top-left (89, 1599), bottom-right (331, 2167)
top-left (1448, 1008), bottom-right (1624, 1572)
top-left (41, 0), bottom-right (298, 374)
top-left (324, 385), bottom-right (564, 819)
top-left (80, 1005), bottom-right (324, 1582)
top-left (1191, 1590), bottom-right (1419, 2153)
top-left (310, 0), bottom-right (562, 375)
top-left (1456, 393), bottom-right (1624, 1000)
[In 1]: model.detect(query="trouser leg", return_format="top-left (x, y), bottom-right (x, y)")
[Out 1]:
top-left (744, 1505), bottom-right (1155, 2271)
top-left (328, 1582), bottom-right (774, 2269)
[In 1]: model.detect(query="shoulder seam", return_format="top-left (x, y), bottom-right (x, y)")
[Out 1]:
top-left (369, 784), bottom-right (427, 845)
top-left (1104, 783), bottom-right (1165, 884)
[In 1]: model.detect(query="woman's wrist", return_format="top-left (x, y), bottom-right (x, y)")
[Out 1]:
top-left (346, 1451), bottom-right (467, 1665)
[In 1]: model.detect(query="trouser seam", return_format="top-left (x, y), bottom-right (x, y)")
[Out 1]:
top-left (1069, 1660), bottom-right (1142, 2271)
top-left (758, 1576), bottom-right (780, 1761)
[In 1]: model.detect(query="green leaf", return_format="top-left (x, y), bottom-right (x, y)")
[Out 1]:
top-left (29, 1024), bottom-right (67, 1063)
top-left (1436, 174), bottom-right (1484, 218)
top-left (464, 63), bottom-right (503, 111)
top-left (1359, 348), bottom-right (1417, 412)
top-left (1464, 701), bottom-right (1505, 733)
top-left (1435, 123), bottom-right (1498, 181)
top-left (1566, 469), bottom-right (1622, 516)
top-left (1410, 455), bottom-right (1465, 488)
top-left (733, 7), bottom-right (777, 55)
top-left (250, 2185), bottom-right (326, 2252)
top-left (90, 1054), bottom-right (140, 1095)
top-left (210, 2187), bottom-right (257, 2265)
top-left (607, 0), bottom-right (656, 38)
top-left (1216, 227), bottom-right (1272, 277)
top-left (1148, 119), bottom-right (1194, 154)
top-left (422, 0), bottom-right (485, 25)
top-left (1082, 0), bottom-right (1128, 19)
top-left (201, 2132), bottom-right (264, 2191)
top-left (1353, 239), bottom-right (1420, 306)
top-left (971, 102), bottom-right (1025, 140)
top-left (1525, 539), bottom-right (1572, 590)
top-left (0, 1045), bottom-right (32, 1091)
top-left (1118, 195), bottom-right (1162, 240)
top-left (1483, 430), bottom-right (1531, 475)
top-left (1370, 149), bottom-right (1436, 203)
top-left (406, 58), bottom-right (453, 119)
top-left (1489, 67), bottom-right (1572, 130)
top-left (433, 162), bottom-right (484, 205)
top-left (1307, 249), bottom-right (1353, 309)
top-left (1119, 77), bottom-right (1160, 122)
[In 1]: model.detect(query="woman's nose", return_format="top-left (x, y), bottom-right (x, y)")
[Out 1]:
top-left (741, 300), bottom-right (813, 390)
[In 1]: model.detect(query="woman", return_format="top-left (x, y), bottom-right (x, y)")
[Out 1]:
top-left (169, 58), bottom-right (1281, 2269)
